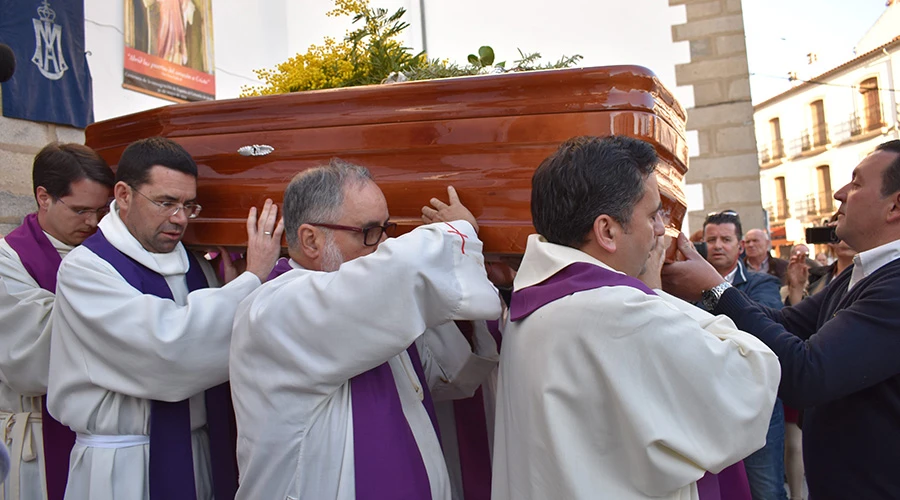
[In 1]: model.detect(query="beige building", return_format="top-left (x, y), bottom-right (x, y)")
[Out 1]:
top-left (753, 2), bottom-right (900, 256)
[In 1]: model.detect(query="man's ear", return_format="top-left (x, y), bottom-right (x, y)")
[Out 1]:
top-left (114, 181), bottom-right (131, 212)
top-left (35, 186), bottom-right (52, 211)
top-left (886, 191), bottom-right (900, 223)
top-left (592, 214), bottom-right (619, 254)
top-left (298, 224), bottom-right (322, 259)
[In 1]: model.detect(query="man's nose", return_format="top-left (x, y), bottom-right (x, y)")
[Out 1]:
top-left (834, 183), bottom-right (848, 201)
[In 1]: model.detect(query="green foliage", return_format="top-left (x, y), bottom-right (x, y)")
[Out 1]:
top-left (510, 49), bottom-right (584, 71)
top-left (467, 46), bottom-right (502, 69)
top-left (242, 0), bottom-right (584, 97)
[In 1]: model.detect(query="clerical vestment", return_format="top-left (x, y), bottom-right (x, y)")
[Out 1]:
top-left (47, 202), bottom-right (260, 500)
top-left (0, 214), bottom-right (76, 500)
top-left (429, 319), bottom-right (502, 500)
top-left (230, 221), bottom-right (502, 500)
top-left (491, 235), bottom-right (781, 500)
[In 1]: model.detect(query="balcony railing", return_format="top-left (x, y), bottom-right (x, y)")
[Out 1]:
top-left (758, 139), bottom-right (785, 165)
top-left (765, 200), bottom-right (791, 221)
top-left (791, 191), bottom-right (835, 219)
top-left (810, 123), bottom-right (829, 147)
top-left (758, 103), bottom-right (885, 160)
top-left (830, 103), bottom-right (884, 143)
top-left (786, 124), bottom-right (828, 157)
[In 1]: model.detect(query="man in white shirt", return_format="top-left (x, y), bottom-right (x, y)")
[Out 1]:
top-left (0, 143), bottom-right (114, 500)
top-left (230, 159), bottom-right (502, 500)
top-left (491, 135), bottom-right (781, 500)
top-left (48, 136), bottom-right (283, 500)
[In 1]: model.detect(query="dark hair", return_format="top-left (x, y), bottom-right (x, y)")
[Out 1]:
top-left (531, 135), bottom-right (658, 248)
top-left (283, 158), bottom-right (374, 248)
top-left (876, 140), bottom-right (900, 197)
top-left (32, 143), bottom-right (114, 199)
top-left (703, 210), bottom-right (743, 240)
top-left (115, 136), bottom-right (197, 188)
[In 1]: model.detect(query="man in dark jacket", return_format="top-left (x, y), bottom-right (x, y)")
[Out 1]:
top-left (702, 211), bottom-right (786, 500)
top-left (664, 140), bottom-right (900, 499)
top-left (743, 228), bottom-right (789, 283)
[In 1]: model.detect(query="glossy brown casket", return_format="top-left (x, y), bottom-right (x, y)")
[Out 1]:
top-left (85, 65), bottom-right (688, 257)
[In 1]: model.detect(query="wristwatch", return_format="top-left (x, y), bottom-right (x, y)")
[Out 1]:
top-left (701, 281), bottom-right (733, 311)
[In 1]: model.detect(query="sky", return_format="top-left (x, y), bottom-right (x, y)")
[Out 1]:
top-left (742, 0), bottom-right (889, 104)
top-left (211, 0), bottom-right (892, 108)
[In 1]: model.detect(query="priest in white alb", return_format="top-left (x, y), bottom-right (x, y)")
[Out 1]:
top-left (48, 137), bottom-right (283, 500)
top-left (491, 136), bottom-right (781, 500)
top-left (0, 143), bottom-right (114, 500)
top-left (230, 160), bottom-right (502, 500)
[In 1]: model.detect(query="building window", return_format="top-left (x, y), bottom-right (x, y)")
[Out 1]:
top-left (769, 117), bottom-right (784, 158)
top-left (810, 100), bottom-right (828, 146)
top-left (816, 165), bottom-right (833, 214)
top-left (775, 176), bottom-right (789, 219)
top-left (860, 78), bottom-right (882, 131)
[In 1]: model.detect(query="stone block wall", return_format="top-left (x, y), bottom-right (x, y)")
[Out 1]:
top-left (0, 90), bottom-right (85, 235)
top-left (670, 0), bottom-right (765, 233)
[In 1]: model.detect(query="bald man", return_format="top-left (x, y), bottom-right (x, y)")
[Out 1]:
top-left (742, 229), bottom-right (788, 282)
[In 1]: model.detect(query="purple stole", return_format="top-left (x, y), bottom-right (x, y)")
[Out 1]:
top-left (509, 261), bottom-right (751, 500)
top-left (266, 257), bottom-right (293, 281)
top-left (3, 213), bottom-right (77, 500)
top-left (81, 230), bottom-right (238, 500)
top-left (267, 258), bottom-right (438, 499)
top-left (448, 320), bottom-right (495, 500)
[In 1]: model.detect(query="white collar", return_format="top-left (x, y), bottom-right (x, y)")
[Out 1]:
top-left (97, 200), bottom-right (190, 276)
top-left (849, 238), bottom-right (900, 290)
top-left (724, 265), bottom-right (739, 284)
top-left (513, 234), bottom-right (624, 292)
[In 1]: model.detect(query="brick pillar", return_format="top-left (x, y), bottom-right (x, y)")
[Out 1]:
top-left (670, 0), bottom-right (765, 233)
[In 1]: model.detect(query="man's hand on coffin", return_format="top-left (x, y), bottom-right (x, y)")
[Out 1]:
top-left (637, 234), bottom-right (667, 289)
top-left (421, 186), bottom-right (479, 233)
top-left (244, 199), bottom-right (285, 282)
top-left (661, 232), bottom-right (725, 302)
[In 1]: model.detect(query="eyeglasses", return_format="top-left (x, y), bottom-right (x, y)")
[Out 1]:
top-left (54, 197), bottom-right (111, 218)
top-left (130, 186), bottom-right (202, 219)
top-left (309, 222), bottom-right (398, 246)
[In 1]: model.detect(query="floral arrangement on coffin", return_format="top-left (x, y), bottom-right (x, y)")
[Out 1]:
top-left (239, 0), bottom-right (582, 97)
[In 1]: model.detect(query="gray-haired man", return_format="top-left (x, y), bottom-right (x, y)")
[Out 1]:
top-left (230, 159), bottom-right (501, 500)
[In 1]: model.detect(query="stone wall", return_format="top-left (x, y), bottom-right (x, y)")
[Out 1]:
top-left (670, 0), bottom-right (765, 233)
top-left (0, 89), bottom-right (85, 235)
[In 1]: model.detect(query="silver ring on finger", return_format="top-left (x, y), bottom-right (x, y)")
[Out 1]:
top-left (264, 231), bottom-right (272, 235)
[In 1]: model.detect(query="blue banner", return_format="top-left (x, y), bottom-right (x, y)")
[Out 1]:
top-left (0, 0), bottom-right (93, 129)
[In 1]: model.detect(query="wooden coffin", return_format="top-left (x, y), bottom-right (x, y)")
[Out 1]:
top-left (85, 65), bottom-right (688, 258)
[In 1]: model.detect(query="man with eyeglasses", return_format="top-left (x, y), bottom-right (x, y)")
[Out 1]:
top-left (47, 136), bottom-right (283, 500)
top-left (701, 210), bottom-right (787, 500)
top-left (229, 159), bottom-right (502, 500)
top-left (0, 142), bottom-right (114, 500)
top-left (491, 135), bottom-right (780, 500)
top-left (663, 140), bottom-right (900, 498)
